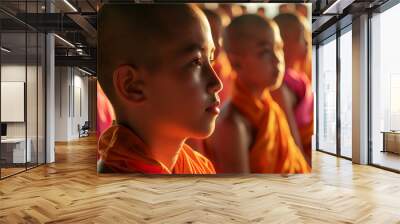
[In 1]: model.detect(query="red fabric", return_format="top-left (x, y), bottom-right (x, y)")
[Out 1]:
top-left (283, 68), bottom-right (314, 162)
top-left (283, 69), bottom-right (313, 128)
top-left (97, 82), bottom-right (115, 138)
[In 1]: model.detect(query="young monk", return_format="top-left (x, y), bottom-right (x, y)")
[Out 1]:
top-left (273, 13), bottom-right (314, 165)
top-left (204, 14), bottom-right (310, 174)
top-left (295, 4), bottom-right (309, 18)
top-left (202, 9), bottom-right (233, 109)
top-left (186, 8), bottom-right (233, 154)
top-left (257, 7), bottom-right (266, 17)
top-left (97, 4), bottom-right (222, 174)
top-left (298, 15), bottom-right (313, 81)
top-left (277, 5), bottom-right (312, 80)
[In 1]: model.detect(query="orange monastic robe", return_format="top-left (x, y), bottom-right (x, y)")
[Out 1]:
top-left (231, 79), bottom-right (311, 173)
top-left (98, 125), bottom-right (216, 174)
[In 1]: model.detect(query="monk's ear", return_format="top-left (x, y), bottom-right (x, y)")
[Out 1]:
top-left (113, 65), bottom-right (146, 103)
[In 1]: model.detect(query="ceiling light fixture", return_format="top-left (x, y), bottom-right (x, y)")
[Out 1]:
top-left (63, 0), bottom-right (78, 12)
top-left (1, 47), bottom-right (11, 53)
top-left (322, 0), bottom-right (354, 15)
top-left (78, 67), bottom-right (93, 76)
top-left (54, 34), bottom-right (75, 48)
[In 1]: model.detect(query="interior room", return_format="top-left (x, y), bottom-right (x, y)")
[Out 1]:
top-left (0, 0), bottom-right (399, 223)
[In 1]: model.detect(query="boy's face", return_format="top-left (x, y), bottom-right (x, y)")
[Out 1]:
top-left (285, 26), bottom-right (308, 61)
top-left (296, 26), bottom-right (308, 58)
top-left (143, 13), bottom-right (222, 139)
top-left (238, 25), bottom-right (285, 90)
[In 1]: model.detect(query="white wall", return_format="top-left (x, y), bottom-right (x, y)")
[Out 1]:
top-left (54, 67), bottom-right (89, 141)
top-left (1, 65), bottom-right (39, 138)
top-left (55, 66), bottom-right (68, 141)
top-left (1, 65), bottom-right (26, 134)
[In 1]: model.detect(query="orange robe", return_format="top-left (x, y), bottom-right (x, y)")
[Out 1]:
top-left (98, 125), bottom-right (216, 174)
top-left (230, 78), bottom-right (310, 173)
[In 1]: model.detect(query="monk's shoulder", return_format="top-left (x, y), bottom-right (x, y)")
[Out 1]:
top-left (212, 102), bottom-right (253, 144)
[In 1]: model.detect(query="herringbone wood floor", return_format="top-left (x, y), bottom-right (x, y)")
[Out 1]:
top-left (1, 136), bottom-right (400, 224)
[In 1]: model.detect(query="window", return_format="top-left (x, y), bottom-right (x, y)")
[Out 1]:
top-left (339, 28), bottom-right (352, 158)
top-left (0, 1), bottom-right (46, 179)
top-left (317, 36), bottom-right (337, 154)
top-left (371, 3), bottom-right (400, 171)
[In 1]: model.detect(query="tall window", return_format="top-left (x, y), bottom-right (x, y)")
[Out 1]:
top-left (339, 28), bottom-right (352, 158)
top-left (312, 45), bottom-right (317, 151)
top-left (0, 1), bottom-right (46, 179)
top-left (317, 36), bottom-right (337, 154)
top-left (371, 3), bottom-right (400, 171)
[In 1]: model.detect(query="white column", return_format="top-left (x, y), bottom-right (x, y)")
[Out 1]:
top-left (46, 1), bottom-right (55, 163)
top-left (352, 14), bottom-right (369, 164)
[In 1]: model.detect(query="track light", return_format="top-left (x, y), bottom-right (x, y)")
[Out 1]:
top-left (322, 0), bottom-right (354, 15)
top-left (1, 47), bottom-right (11, 53)
top-left (63, 0), bottom-right (78, 12)
top-left (77, 67), bottom-right (93, 76)
top-left (54, 34), bottom-right (75, 48)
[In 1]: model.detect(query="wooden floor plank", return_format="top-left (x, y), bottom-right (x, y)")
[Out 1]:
top-left (0, 135), bottom-right (400, 223)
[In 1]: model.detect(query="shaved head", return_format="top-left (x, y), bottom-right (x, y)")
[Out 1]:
top-left (98, 4), bottom-right (206, 102)
top-left (97, 4), bottom-right (222, 141)
top-left (222, 14), bottom-right (285, 91)
top-left (223, 14), bottom-right (277, 55)
top-left (274, 13), bottom-right (303, 40)
top-left (202, 8), bottom-right (223, 59)
top-left (274, 13), bottom-right (308, 64)
top-left (203, 8), bottom-right (222, 26)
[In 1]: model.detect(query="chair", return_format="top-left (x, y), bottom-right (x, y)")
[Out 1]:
top-left (79, 121), bottom-right (90, 138)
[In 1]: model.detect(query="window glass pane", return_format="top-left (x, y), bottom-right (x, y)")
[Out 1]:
top-left (312, 45), bottom-right (317, 151)
top-left (1, 31), bottom-right (28, 177)
top-left (317, 36), bottom-right (337, 154)
top-left (340, 29), bottom-right (352, 158)
top-left (371, 3), bottom-right (400, 171)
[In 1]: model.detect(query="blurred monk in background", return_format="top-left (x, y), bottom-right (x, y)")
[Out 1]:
top-left (272, 13), bottom-right (313, 165)
top-left (97, 4), bottom-right (222, 174)
top-left (204, 14), bottom-right (310, 174)
top-left (278, 4), bottom-right (312, 80)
